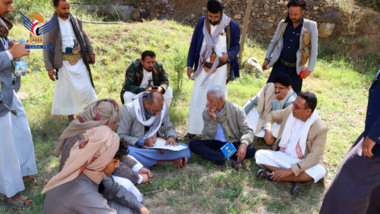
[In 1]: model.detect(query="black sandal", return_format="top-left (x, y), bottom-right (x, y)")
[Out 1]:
top-left (256, 168), bottom-right (273, 181)
top-left (183, 133), bottom-right (196, 140)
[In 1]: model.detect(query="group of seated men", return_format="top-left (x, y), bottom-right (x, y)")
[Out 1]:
top-left (42, 49), bottom-right (328, 212)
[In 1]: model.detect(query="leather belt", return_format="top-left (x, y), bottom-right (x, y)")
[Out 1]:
top-left (280, 59), bottom-right (296, 68)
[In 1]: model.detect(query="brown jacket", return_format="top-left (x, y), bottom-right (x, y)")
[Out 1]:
top-left (43, 13), bottom-right (94, 71)
top-left (264, 106), bottom-right (328, 176)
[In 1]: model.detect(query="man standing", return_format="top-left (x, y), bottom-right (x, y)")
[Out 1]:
top-left (186, 0), bottom-right (240, 139)
top-left (320, 70), bottom-right (380, 214)
top-left (255, 91), bottom-right (327, 194)
top-left (43, 0), bottom-right (97, 121)
top-left (120, 50), bottom-right (173, 107)
top-left (244, 73), bottom-right (296, 139)
top-left (0, 0), bottom-right (37, 207)
top-left (189, 85), bottom-right (256, 170)
top-left (117, 92), bottom-right (191, 168)
top-left (262, 0), bottom-right (318, 93)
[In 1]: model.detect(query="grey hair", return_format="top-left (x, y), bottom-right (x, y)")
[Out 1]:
top-left (207, 85), bottom-right (225, 101)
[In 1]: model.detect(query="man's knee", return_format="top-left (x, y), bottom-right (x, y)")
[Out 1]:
top-left (123, 92), bottom-right (137, 104)
top-left (189, 139), bottom-right (202, 153)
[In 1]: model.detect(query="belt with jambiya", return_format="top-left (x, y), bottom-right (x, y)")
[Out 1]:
top-left (62, 52), bottom-right (82, 65)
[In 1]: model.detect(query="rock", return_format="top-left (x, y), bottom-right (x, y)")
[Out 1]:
top-left (262, 22), bottom-right (274, 30)
top-left (234, 14), bottom-right (242, 19)
top-left (319, 11), bottom-right (339, 22)
top-left (318, 22), bottom-right (336, 38)
top-left (244, 57), bottom-right (263, 74)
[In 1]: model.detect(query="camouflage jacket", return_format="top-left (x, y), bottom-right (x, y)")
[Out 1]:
top-left (120, 59), bottom-right (169, 104)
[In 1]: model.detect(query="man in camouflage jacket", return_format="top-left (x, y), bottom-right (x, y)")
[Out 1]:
top-left (120, 50), bottom-right (173, 107)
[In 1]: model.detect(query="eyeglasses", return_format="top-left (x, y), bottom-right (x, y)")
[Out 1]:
top-left (293, 104), bottom-right (309, 110)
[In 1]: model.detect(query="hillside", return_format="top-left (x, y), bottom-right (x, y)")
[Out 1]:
top-left (1, 19), bottom-right (379, 213)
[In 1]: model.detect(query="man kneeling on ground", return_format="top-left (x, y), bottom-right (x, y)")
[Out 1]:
top-left (255, 91), bottom-right (328, 194)
top-left (189, 85), bottom-right (256, 170)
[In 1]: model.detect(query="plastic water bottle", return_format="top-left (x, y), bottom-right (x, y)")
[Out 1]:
top-left (14, 40), bottom-right (27, 76)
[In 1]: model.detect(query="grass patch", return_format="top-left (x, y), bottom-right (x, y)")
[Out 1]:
top-left (1, 19), bottom-right (378, 213)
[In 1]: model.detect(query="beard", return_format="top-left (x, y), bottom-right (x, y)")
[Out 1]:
top-left (208, 18), bottom-right (221, 26)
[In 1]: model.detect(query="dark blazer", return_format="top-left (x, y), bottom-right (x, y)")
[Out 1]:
top-left (365, 70), bottom-right (380, 155)
top-left (186, 16), bottom-right (241, 80)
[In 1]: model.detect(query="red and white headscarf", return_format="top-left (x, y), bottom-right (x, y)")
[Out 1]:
top-left (42, 125), bottom-right (120, 194)
top-left (55, 98), bottom-right (121, 154)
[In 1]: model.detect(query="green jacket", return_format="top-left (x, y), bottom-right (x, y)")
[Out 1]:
top-left (120, 59), bottom-right (169, 104)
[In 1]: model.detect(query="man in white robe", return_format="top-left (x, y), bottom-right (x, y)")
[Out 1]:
top-left (255, 91), bottom-right (328, 194)
top-left (185, 0), bottom-right (241, 138)
top-left (0, 0), bottom-right (37, 207)
top-left (43, 0), bottom-right (97, 121)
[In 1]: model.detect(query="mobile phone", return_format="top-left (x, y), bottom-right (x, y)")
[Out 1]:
top-left (151, 86), bottom-right (158, 89)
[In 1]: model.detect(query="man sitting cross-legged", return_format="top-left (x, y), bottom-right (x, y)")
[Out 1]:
top-left (244, 73), bottom-right (297, 139)
top-left (255, 91), bottom-right (328, 194)
top-left (117, 91), bottom-right (191, 168)
top-left (189, 85), bottom-right (256, 170)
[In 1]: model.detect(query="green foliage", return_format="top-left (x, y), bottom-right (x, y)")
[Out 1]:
top-left (358, 0), bottom-right (380, 11)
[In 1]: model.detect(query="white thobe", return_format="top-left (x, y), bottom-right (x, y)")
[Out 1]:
top-left (255, 120), bottom-right (326, 183)
top-left (188, 25), bottom-right (228, 134)
top-left (51, 17), bottom-right (97, 115)
top-left (0, 92), bottom-right (37, 197)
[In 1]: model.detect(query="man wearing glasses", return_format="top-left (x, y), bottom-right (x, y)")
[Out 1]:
top-left (255, 91), bottom-right (328, 194)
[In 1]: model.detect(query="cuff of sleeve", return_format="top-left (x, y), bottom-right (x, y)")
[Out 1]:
top-left (6, 51), bottom-right (13, 61)
top-left (132, 162), bottom-right (143, 173)
top-left (368, 129), bottom-right (380, 144)
top-left (137, 174), bottom-right (143, 184)
top-left (291, 163), bottom-right (302, 176)
top-left (136, 138), bottom-right (145, 147)
top-left (241, 140), bottom-right (249, 146)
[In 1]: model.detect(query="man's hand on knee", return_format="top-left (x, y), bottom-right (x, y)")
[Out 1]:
top-left (237, 143), bottom-right (247, 162)
top-left (272, 169), bottom-right (293, 182)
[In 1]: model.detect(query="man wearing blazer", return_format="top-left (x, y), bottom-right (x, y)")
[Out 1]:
top-left (321, 70), bottom-right (380, 214)
top-left (0, 0), bottom-right (37, 207)
top-left (43, 0), bottom-right (97, 121)
top-left (262, 0), bottom-right (318, 93)
top-left (255, 91), bottom-right (328, 194)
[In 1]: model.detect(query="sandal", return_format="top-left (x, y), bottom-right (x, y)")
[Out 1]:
top-left (256, 168), bottom-right (273, 181)
top-left (183, 133), bottom-right (196, 140)
top-left (2, 193), bottom-right (33, 207)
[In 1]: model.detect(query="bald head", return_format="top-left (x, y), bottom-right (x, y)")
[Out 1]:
top-left (143, 92), bottom-right (164, 116)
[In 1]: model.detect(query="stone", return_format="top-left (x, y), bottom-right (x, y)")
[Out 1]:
top-left (244, 57), bottom-right (263, 74)
top-left (262, 22), bottom-right (274, 30)
top-left (318, 22), bottom-right (336, 38)
top-left (234, 14), bottom-right (242, 19)
top-left (319, 11), bottom-right (339, 22)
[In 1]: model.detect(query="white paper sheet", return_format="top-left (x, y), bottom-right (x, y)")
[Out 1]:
top-left (149, 138), bottom-right (187, 151)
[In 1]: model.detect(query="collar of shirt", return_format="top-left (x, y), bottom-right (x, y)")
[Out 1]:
top-left (216, 109), bottom-right (224, 114)
top-left (145, 110), bottom-right (152, 119)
